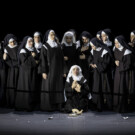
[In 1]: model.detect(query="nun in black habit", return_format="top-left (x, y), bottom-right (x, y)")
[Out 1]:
top-left (33, 32), bottom-right (43, 105)
top-left (113, 35), bottom-right (133, 113)
top-left (3, 34), bottom-right (19, 108)
top-left (76, 31), bottom-right (93, 84)
top-left (101, 29), bottom-right (113, 50)
top-left (127, 31), bottom-right (135, 112)
top-left (0, 42), bottom-right (6, 107)
top-left (15, 36), bottom-right (38, 111)
top-left (64, 65), bottom-right (91, 115)
top-left (39, 30), bottom-right (65, 111)
top-left (88, 37), bottom-right (113, 111)
top-left (61, 31), bottom-right (78, 71)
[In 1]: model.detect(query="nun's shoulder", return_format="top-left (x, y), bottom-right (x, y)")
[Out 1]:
top-left (80, 77), bottom-right (87, 83)
top-left (124, 49), bottom-right (132, 56)
top-left (42, 44), bottom-right (48, 50)
top-left (101, 49), bottom-right (108, 57)
top-left (20, 48), bottom-right (27, 54)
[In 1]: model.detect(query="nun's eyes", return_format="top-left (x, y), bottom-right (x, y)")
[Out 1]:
top-left (66, 37), bottom-right (72, 39)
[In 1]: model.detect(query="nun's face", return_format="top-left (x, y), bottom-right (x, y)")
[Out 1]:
top-left (9, 40), bottom-right (16, 46)
top-left (130, 35), bottom-right (135, 42)
top-left (28, 39), bottom-right (33, 48)
top-left (82, 36), bottom-right (89, 44)
top-left (34, 36), bottom-right (40, 43)
top-left (115, 39), bottom-right (120, 48)
top-left (72, 67), bottom-right (79, 76)
top-left (65, 36), bottom-right (73, 44)
top-left (50, 32), bottom-right (55, 41)
top-left (102, 33), bottom-right (107, 42)
top-left (96, 35), bottom-right (101, 40)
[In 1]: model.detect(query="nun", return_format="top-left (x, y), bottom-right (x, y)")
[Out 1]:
top-left (128, 31), bottom-right (135, 112)
top-left (33, 31), bottom-right (43, 56)
top-left (129, 31), bottom-right (135, 48)
top-left (0, 42), bottom-right (6, 107)
top-left (76, 31), bottom-right (93, 84)
top-left (113, 35), bottom-right (132, 113)
top-left (88, 37), bottom-right (113, 111)
top-left (33, 31), bottom-right (43, 106)
top-left (64, 65), bottom-right (90, 115)
top-left (61, 31), bottom-right (78, 71)
top-left (15, 36), bottom-right (38, 111)
top-left (3, 34), bottom-right (19, 108)
top-left (39, 30), bottom-right (66, 111)
top-left (101, 29), bottom-right (113, 50)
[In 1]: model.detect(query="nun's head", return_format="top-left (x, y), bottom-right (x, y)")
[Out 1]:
top-left (130, 31), bottom-right (135, 42)
top-left (34, 32), bottom-right (41, 43)
top-left (90, 38), bottom-right (101, 50)
top-left (101, 29), bottom-right (111, 42)
top-left (49, 30), bottom-right (55, 41)
top-left (96, 30), bottom-right (102, 40)
top-left (101, 31), bottom-right (108, 42)
top-left (114, 38), bottom-right (120, 49)
top-left (8, 38), bottom-right (16, 46)
top-left (80, 31), bottom-right (92, 45)
top-left (27, 37), bottom-right (33, 48)
top-left (82, 36), bottom-right (89, 44)
top-left (72, 66), bottom-right (80, 76)
top-left (65, 32), bottom-right (73, 44)
top-left (96, 34), bottom-right (101, 40)
top-left (90, 41), bottom-right (97, 50)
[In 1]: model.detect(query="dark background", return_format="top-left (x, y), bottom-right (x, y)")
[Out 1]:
top-left (0, 1), bottom-right (134, 42)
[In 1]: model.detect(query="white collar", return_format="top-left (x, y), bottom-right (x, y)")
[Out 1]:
top-left (96, 47), bottom-right (102, 51)
top-left (8, 44), bottom-right (17, 48)
top-left (103, 40), bottom-right (112, 47)
top-left (118, 45), bottom-right (124, 51)
top-left (34, 42), bottom-right (42, 49)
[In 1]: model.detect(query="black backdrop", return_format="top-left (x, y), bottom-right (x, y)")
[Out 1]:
top-left (0, 1), bottom-right (134, 42)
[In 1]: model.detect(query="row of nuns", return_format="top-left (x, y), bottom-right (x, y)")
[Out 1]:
top-left (0, 29), bottom-right (135, 114)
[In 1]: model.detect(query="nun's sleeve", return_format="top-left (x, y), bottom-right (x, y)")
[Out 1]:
top-left (96, 53), bottom-right (111, 73)
top-left (65, 81), bottom-right (74, 98)
top-left (119, 54), bottom-right (131, 72)
top-left (40, 46), bottom-right (49, 74)
top-left (19, 53), bottom-right (37, 68)
top-left (4, 54), bottom-right (13, 67)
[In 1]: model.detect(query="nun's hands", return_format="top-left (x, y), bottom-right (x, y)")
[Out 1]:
top-left (115, 60), bottom-right (119, 66)
top-left (79, 54), bottom-right (86, 59)
top-left (64, 56), bottom-right (68, 61)
top-left (31, 52), bottom-right (36, 57)
top-left (75, 84), bottom-right (81, 92)
top-left (3, 53), bottom-right (7, 60)
top-left (72, 80), bottom-right (77, 89)
top-left (35, 60), bottom-right (39, 64)
top-left (42, 73), bottom-right (47, 80)
top-left (63, 74), bottom-right (66, 77)
top-left (90, 64), bottom-right (97, 68)
top-left (81, 46), bottom-right (89, 52)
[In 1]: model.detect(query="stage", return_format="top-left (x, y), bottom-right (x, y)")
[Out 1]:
top-left (0, 108), bottom-right (135, 135)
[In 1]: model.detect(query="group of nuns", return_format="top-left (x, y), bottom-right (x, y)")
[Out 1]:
top-left (0, 29), bottom-right (135, 115)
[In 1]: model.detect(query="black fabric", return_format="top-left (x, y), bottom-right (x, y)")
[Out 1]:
top-left (64, 77), bottom-right (89, 112)
top-left (40, 42), bottom-right (65, 111)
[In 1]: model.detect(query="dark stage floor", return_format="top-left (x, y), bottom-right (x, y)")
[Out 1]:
top-left (0, 108), bottom-right (135, 135)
